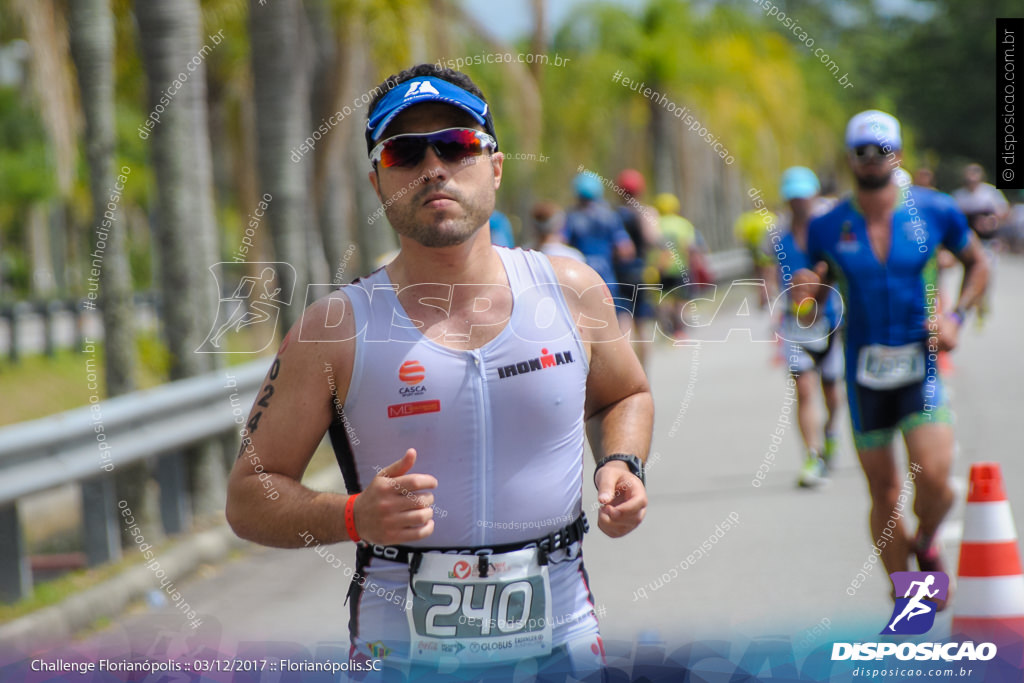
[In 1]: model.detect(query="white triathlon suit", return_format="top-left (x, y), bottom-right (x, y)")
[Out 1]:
top-left (332, 247), bottom-right (603, 671)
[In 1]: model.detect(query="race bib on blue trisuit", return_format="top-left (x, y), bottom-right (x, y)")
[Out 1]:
top-left (406, 548), bottom-right (553, 666)
top-left (856, 343), bottom-right (926, 390)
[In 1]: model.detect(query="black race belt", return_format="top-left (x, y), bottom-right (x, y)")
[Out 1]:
top-left (356, 513), bottom-right (589, 569)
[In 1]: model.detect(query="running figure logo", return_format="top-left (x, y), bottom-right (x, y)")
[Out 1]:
top-left (881, 571), bottom-right (949, 635)
top-left (197, 262), bottom-right (295, 354)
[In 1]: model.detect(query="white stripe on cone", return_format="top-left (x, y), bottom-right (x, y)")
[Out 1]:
top-left (962, 501), bottom-right (1019, 543)
top-left (955, 576), bottom-right (1024, 618)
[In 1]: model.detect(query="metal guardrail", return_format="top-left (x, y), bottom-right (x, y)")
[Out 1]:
top-left (0, 291), bottom-right (159, 360)
top-left (0, 359), bottom-right (268, 602)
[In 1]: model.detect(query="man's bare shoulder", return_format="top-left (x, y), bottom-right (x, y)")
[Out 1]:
top-left (294, 287), bottom-right (359, 344)
top-left (545, 254), bottom-right (605, 294)
top-left (543, 254), bottom-right (621, 346)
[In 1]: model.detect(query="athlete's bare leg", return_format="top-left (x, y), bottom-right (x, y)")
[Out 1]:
top-left (857, 442), bottom-right (913, 575)
top-left (903, 423), bottom-right (955, 549)
top-left (794, 371), bottom-right (821, 453)
top-left (822, 378), bottom-right (841, 437)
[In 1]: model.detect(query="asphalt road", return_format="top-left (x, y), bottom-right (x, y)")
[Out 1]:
top-left (38, 255), bottom-right (1024, 677)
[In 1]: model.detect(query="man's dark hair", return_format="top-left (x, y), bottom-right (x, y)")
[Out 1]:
top-left (364, 63), bottom-right (497, 154)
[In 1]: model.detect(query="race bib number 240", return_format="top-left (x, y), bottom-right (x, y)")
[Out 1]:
top-left (406, 548), bottom-right (553, 666)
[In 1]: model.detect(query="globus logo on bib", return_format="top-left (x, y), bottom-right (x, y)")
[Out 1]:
top-left (447, 559), bottom-right (509, 579)
top-left (831, 572), bottom-right (997, 663)
top-left (449, 561), bottom-right (472, 580)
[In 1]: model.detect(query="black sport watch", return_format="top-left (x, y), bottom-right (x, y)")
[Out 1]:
top-left (594, 454), bottom-right (645, 487)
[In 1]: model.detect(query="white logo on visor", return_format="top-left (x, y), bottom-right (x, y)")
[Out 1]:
top-left (405, 80), bottom-right (440, 98)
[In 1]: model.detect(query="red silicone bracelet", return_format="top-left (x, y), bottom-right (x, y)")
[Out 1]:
top-left (345, 494), bottom-right (361, 543)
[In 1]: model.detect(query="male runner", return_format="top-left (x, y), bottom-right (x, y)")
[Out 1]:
top-left (953, 163), bottom-right (1010, 244)
top-left (953, 163), bottom-right (1008, 325)
top-left (771, 166), bottom-right (843, 487)
top-left (564, 173), bottom-right (636, 333)
top-left (794, 110), bottom-right (988, 587)
top-left (226, 64), bottom-right (654, 679)
top-left (734, 207), bottom-right (778, 308)
top-left (652, 193), bottom-right (699, 340)
top-left (531, 200), bottom-right (584, 262)
top-left (613, 169), bottom-right (661, 367)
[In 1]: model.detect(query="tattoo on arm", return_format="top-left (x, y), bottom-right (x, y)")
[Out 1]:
top-left (244, 358), bottom-right (281, 436)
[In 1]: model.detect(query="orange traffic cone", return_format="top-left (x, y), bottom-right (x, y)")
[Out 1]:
top-left (952, 462), bottom-right (1024, 642)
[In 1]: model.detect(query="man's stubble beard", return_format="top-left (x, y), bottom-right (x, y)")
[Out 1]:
top-left (854, 167), bottom-right (893, 191)
top-left (384, 182), bottom-right (495, 248)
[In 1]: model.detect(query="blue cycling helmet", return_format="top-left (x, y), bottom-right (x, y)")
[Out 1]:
top-left (573, 173), bottom-right (604, 200)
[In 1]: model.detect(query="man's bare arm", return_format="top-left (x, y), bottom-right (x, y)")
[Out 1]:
top-left (550, 257), bottom-right (653, 457)
top-left (226, 292), bottom-right (354, 548)
top-left (551, 257), bottom-right (654, 537)
top-left (954, 233), bottom-right (989, 313)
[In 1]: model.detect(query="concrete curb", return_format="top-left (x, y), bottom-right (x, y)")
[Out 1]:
top-left (0, 467), bottom-right (342, 652)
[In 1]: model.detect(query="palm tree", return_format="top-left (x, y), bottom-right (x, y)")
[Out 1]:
top-left (69, 0), bottom-right (152, 546)
top-left (249, 0), bottom-right (311, 332)
top-left (11, 0), bottom-right (78, 297)
top-left (135, 0), bottom-right (224, 516)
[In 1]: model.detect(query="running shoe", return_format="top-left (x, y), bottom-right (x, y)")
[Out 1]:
top-left (797, 453), bottom-right (827, 488)
top-left (914, 531), bottom-right (951, 611)
top-left (821, 434), bottom-right (839, 472)
top-left (914, 531), bottom-right (945, 573)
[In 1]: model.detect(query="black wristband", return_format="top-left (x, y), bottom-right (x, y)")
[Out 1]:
top-left (594, 454), bottom-right (645, 487)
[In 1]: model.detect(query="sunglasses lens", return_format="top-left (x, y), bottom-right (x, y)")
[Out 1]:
top-left (378, 137), bottom-right (427, 168)
top-left (433, 129), bottom-right (484, 163)
top-left (855, 145), bottom-right (883, 160)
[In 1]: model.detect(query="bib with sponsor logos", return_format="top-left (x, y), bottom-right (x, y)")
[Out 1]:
top-left (856, 342), bottom-right (926, 390)
top-left (406, 548), bottom-right (553, 666)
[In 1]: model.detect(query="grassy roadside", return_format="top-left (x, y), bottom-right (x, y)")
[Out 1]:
top-left (0, 330), bottom-right (273, 427)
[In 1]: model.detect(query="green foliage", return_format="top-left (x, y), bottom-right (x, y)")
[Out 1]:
top-left (0, 87), bottom-right (56, 207)
top-left (536, 0), bottom-right (851, 202)
top-left (727, 0), bottom-right (1015, 188)
top-left (0, 86), bottom-right (57, 298)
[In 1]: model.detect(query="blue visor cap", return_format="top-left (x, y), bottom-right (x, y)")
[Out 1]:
top-left (365, 76), bottom-right (498, 154)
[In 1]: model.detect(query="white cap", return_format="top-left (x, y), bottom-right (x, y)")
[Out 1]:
top-left (845, 109), bottom-right (902, 151)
